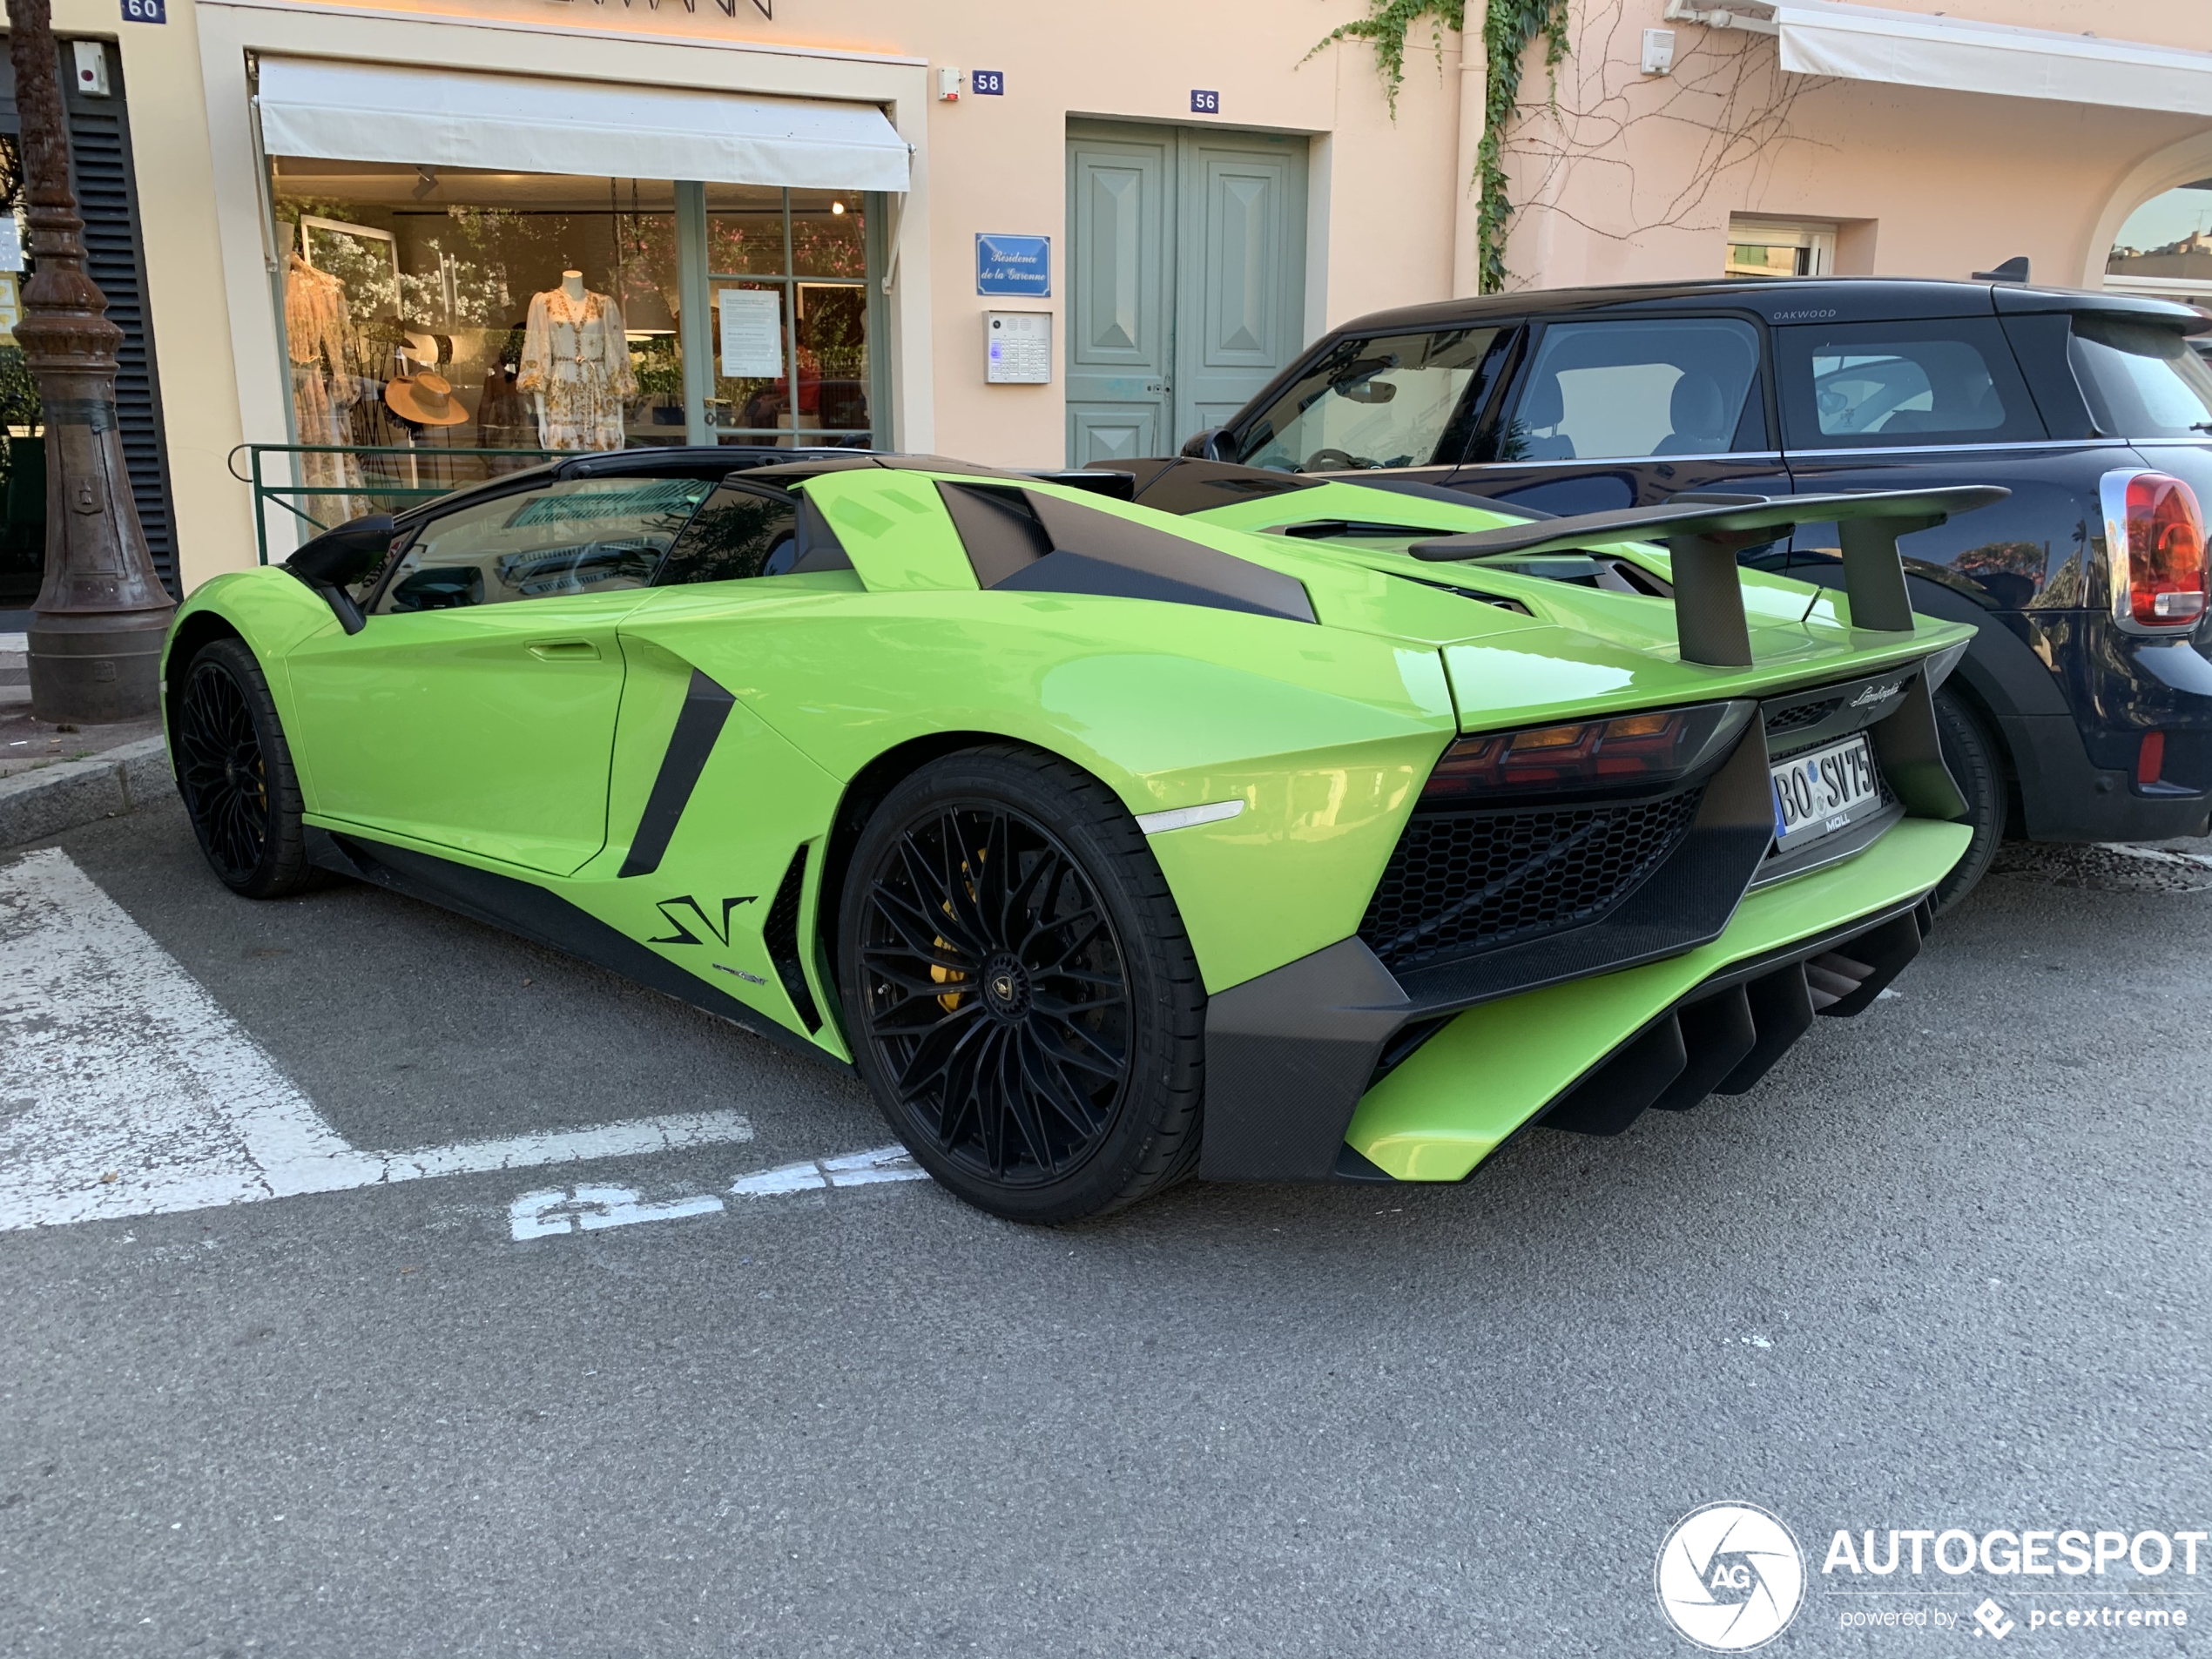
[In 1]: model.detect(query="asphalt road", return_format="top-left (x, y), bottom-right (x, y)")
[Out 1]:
top-left (3, 797), bottom-right (2208, 1658)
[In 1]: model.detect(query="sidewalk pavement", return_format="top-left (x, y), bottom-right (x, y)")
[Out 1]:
top-left (1, 632), bottom-right (173, 845)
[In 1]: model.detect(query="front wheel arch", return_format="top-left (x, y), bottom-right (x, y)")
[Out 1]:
top-left (162, 612), bottom-right (245, 747)
top-left (1931, 684), bottom-right (2008, 914)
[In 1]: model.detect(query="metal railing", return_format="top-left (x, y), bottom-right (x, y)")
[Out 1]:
top-left (230, 442), bottom-right (564, 565)
top-left (228, 435), bottom-right (878, 565)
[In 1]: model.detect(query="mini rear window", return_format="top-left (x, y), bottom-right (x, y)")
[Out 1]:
top-left (2068, 316), bottom-right (2212, 440)
top-left (1776, 319), bottom-right (2045, 449)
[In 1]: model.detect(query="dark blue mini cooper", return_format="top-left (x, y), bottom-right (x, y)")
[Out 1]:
top-left (1183, 276), bottom-right (2212, 908)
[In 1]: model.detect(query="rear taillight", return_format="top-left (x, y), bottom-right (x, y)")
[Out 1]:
top-left (1420, 701), bottom-right (1753, 806)
top-left (2106, 469), bottom-right (2209, 632)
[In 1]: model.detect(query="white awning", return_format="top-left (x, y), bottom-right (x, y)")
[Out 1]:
top-left (255, 57), bottom-right (909, 192)
top-left (1772, 1), bottom-right (2212, 118)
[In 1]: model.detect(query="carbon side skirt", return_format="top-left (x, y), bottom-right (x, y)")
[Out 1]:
top-left (305, 826), bottom-right (846, 1073)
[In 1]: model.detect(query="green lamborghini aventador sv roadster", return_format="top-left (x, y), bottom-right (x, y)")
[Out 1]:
top-left (164, 451), bottom-right (1994, 1221)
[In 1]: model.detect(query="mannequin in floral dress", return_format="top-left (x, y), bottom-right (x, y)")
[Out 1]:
top-left (285, 253), bottom-right (366, 519)
top-left (515, 270), bottom-right (637, 451)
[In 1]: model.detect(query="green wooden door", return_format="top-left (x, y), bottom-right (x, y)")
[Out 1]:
top-left (1066, 122), bottom-right (1308, 466)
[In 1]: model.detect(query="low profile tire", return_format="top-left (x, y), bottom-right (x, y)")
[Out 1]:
top-left (837, 745), bottom-right (1206, 1224)
top-left (174, 637), bottom-right (320, 900)
top-left (1931, 686), bottom-right (2005, 915)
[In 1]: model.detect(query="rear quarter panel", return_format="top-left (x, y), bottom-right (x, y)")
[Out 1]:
top-left (624, 583), bottom-right (1459, 995)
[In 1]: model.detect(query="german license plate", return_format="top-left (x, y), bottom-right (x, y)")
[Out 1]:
top-left (1770, 734), bottom-right (1881, 851)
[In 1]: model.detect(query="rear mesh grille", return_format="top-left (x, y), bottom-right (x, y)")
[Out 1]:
top-left (1359, 789), bottom-right (1706, 973)
top-left (1765, 697), bottom-right (1841, 737)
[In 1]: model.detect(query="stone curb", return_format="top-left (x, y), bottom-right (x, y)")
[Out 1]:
top-left (0, 735), bottom-right (174, 847)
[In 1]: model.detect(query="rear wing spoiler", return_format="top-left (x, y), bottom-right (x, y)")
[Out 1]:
top-left (1408, 487), bottom-right (2007, 668)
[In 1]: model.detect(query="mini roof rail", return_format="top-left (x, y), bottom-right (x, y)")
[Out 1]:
top-left (1408, 487), bottom-right (2006, 668)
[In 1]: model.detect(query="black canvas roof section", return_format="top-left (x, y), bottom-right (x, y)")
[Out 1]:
top-left (1411, 487), bottom-right (2006, 670)
top-left (1024, 469), bottom-right (1136, 501)
top-left (743, 453), bottom-right (1024, 485)
top-left (1081, 456), bottom-right (1326, 516)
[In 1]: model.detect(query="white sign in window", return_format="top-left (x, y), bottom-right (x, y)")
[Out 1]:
top-left (718, 288), bottom-right (782, 379)
top-left (986, 311), bottom-right (1051, 385)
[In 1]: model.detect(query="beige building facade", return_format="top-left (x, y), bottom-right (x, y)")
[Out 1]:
top-left (9, 0), bottom-right (2212, 592)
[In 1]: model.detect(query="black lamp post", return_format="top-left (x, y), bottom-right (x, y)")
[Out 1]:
top-left (8, 0), bottom-right (172, 723)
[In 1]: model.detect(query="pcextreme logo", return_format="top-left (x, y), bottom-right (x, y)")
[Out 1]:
top-left (1656, 1503), bottom-right (1806, 1651)
top-left (1660, 1509), bottom-right (2208, 1646)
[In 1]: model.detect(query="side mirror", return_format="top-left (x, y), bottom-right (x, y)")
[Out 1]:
top-left (1180, 426), bottom-right (1231, 461)
top-left (284, 513), bottom-right (394, 635)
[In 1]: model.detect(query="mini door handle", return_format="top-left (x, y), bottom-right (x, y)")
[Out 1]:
top-left (529, 639), bottom-right (600, 661)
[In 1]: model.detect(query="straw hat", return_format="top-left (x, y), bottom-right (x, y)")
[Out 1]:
top-left (385, 370), bottom-right (471, 428)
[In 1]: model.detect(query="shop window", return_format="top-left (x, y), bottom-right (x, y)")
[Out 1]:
top-left (706, 186), bottom-right (872, 445)
top-left (1724, 217), bottom-right (1835, 280)
top-left (264, 158), bottom-right (881, 526)
top-left (270, 158), bottom-right (687, 512)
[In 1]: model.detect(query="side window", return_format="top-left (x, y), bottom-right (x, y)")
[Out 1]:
top-left (1231, 327), bottom-right (1509, 473)
top-left (655, 484), bottom-right (853, 586)
top-left (374, 476), bottom-right (712, 614)
top-left (1776, 319), bottom-right (2045, 449)
top-left (1499, 319), bottom-right (1762, 462)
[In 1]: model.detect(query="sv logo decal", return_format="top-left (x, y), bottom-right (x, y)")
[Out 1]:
top-left (648, 894), bottom-right (758, 947)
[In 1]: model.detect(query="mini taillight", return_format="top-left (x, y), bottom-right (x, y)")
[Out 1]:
top-left (2111, 471), bottom-right (2209, 631)
top-left (1420, 701), bottom-right (1754, 806)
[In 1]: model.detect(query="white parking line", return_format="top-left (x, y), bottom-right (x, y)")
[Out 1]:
top-left (730, 1143), bottom-right (927, 1196)
top-left (0, 848), bottom-right (753, 1231)
top-left (509, 1185), bottom-right (729, 1239)
top-left (508, 1145), bottom-right (929, 1240)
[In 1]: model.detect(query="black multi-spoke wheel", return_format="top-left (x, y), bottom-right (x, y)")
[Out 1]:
top-left (174, 637), bottom-right (318, 899)
top-left (840, 747), bottom-right (1205, 1223)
